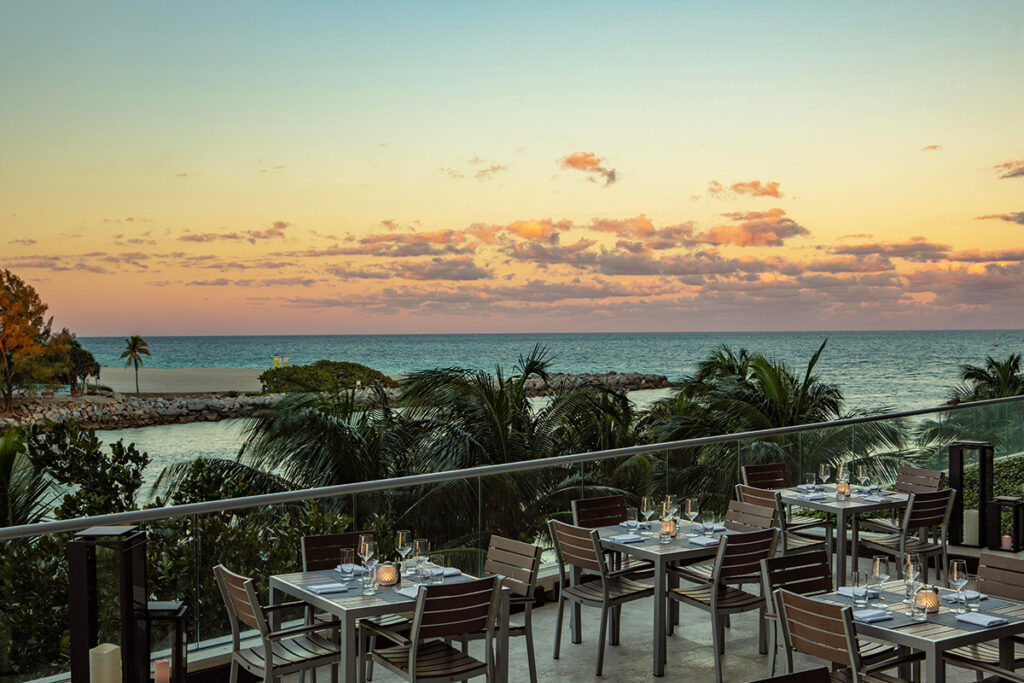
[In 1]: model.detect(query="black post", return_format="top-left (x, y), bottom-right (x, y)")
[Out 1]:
top-left (68, 537), bottom-right (98, 683)
top-left (948, 441), bottom-right (994, 547)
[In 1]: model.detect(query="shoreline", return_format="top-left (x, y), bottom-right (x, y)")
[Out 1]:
top-left (98, 366), bottom-right (265, 393)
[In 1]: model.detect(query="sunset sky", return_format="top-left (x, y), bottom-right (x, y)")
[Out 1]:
top-left (2, 1), bottom-right (1022, 335)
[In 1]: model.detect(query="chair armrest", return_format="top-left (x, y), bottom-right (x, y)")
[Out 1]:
top-left (508, 595), bottom-right (535, 606)
top-left (944, 653), bottom-right (1024, 682)
top-left (857, 517), bottom-right (901, 534)
top-left (268, 620), bottom-right (339, 640)
top-left (263, 600), bottom-right (306, 612)
top-left (359, 617), bottom-right (412, 646)
top-left (607, 561), bottom-right (655, 579)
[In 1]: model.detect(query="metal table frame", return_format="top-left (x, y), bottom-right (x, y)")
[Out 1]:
top-left (269, 570), bottom-right (511, 683)
top-left (778, 488), bottom-right (909, 586)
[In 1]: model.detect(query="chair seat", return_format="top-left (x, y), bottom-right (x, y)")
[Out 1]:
top-left (946, 637), bottom-right (1024, 667)
top-left (563, 575), bottom-right (654, 605)
top-left (785, 532), bottom-right (827, 552)
top-left (235, 632), bottom-right (340, 676)
top-left (857, 518), bottom-right (902, 535)
top-left (374, 639), bottom-right (487, 680)
top-left (318, 610), bottom-right (412, 631)
top-left (862, 534), bottom-right (943, 554)
top-left (789, 513), bottom-right (828, 528)
top-left (668, 583), bottom-right (763, 612)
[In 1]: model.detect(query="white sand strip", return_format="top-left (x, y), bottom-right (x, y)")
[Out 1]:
top-left (99, 367), bottom-right (263, 394)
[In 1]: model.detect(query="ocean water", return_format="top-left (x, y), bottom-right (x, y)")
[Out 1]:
top-left (82, 330), bottom-right (1021, 411)
top-left (87, 330), bottom-right (1021, 487)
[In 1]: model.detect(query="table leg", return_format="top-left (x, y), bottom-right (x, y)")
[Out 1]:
top-left (926, 644), bottom-right (944, 683)
top-left (269, 584), bottom-right (282, 631)
top-left (341, 612), bottom-right (358, 683)
top-left (851, 513), bottom-right (860, 575)
top-left (570, 566), bottom-right (582, 644)
top-left (496, 589), bottom-right (510, 683)
top-left (1000, 636), bottom-right (1015, 670)
top-left (836, 510), bottom-right (848, 587)
top-left (653, 559), bottom-right (667, 677)
top-left (667, 567), bottom-right (678, 636)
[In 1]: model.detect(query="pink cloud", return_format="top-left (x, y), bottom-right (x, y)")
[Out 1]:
top-left (708, 180), bottom-right (784, 198)
top-left (702, 209), bottom-right (809, 247)
top-left (921, 145), bottom-right (942, 151)
top-left (560, 152), bottom-right (617, 186)
top-left (994, 159), bottom-right (1024, 179)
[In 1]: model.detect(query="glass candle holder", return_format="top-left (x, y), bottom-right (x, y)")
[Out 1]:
top-left (660, 517), bottom-right (677, 538)
top-left (836, 479), bottom-right (851, 499)
top-left (914, 585), bottom-right (940, 614)
top-left (376, 562), bottom-right (401, 587)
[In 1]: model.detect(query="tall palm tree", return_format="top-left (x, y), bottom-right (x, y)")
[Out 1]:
top-left (120, 335), bottom-right (150, 394)
top-left (953, 353), bottom-right (1024, 401)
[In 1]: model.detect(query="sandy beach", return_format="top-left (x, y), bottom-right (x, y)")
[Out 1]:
top-left (99, 366), bottom-right (264, 394)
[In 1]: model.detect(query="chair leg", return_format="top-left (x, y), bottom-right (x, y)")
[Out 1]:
top-left (331, 660), bottom-right (338, 683)
top-left (757, 607), bottom-right (767, 655)
top-left (525, 610), bottom-right (538, 683)
top-left (769, 620), bottom-right (778, 676)
top-left (609, 604), bottom-right (620, 646)
top-left (553, 596), bottom-right (565, 660)
top-left (229, 660), bottom-right (239, 683)
top-left (596, 605), bottom-right (609, 677)
top-left (711, 612), bottom-right (725, 683)
top-left (366, 635), bottom-right (376, 681)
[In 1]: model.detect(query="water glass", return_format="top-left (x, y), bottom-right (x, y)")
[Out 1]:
top-left (910, 587), bottom-right (928, 621)
top-left (626, 506), bottom-right (639, 527)
top-left (414, 538), bottom-right (429, 570)
top-left (658, 519), bottom-right (672, 544)
top-left (965, 575), bottom-right (982, 612)
top-left (850, 572), bottom-right (870, 608)
top-left (361, 565), bottom-right (378, 596)
top-left (804, 472), bottom-right (816, 488)
top-left (339, 548), bottom-right (355, 581)
top-left (703, 514), bottom-right (717, 538)
top-left (429, 555), bottom-right (445, 584)
top-left (665, 494), bottom-right (679, 518)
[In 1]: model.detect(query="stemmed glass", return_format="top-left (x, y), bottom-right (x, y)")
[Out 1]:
top-left (871, 556), bottom-right (890, 607)
top-left (358, 535), bottom-right (377, 571)
top-left (685, 498), bottom-right (700, 536)
top-left (950, 560), bottom-right (969, 613)
top-left (819, 463), bottom-right (832, 487)
top-left (641, 497), bottom-right (657, 534)
top-left (857, 465), bottom-right (869, 489)
top-left (396, 530), bottom-right (413, 575)
top-left (903, 557), bottom-right (921, 604)
top-left (664, 495), bottom-right (678, 519)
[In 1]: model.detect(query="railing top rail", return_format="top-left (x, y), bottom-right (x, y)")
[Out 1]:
top-left (2, 393), bottom-right (1022, 541)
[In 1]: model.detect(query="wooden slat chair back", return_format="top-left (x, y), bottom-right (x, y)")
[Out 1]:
top-left (714, 527), bottom-right (778, 584)
top-left (978, 551), bottom-right (1024, 602)
top-left (737, 484), bottom-right (832, 562)
top-left (301, 531), bottom-right (372, 572)
top-left (893, 465), bottom-right (944, 494)
top-left (215, 564), bottom-right (270, 638)
top-left (412, 576), bottom-right (500, 641)
top-left (483, 534), bottom-right (541, 598)
top-left (736, 483), bottom-right (780, 511)
top-left (759, 549), bottom-right (834, 676)
top-left (725, 498), bottom-right (777, 534)
top-left (774, 589), bottom-right (860, 674)
top-left (901, 488), bottom-right (954, 534)
top-left (743, 462), bottom-right (791, 490)
top-left (549, 519), bottom-right (606, 576)
top-left (571, 495), bottom-right (627, 529)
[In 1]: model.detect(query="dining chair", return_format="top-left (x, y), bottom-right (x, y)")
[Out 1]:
top-left (774, 588), bottom-right (923, 683)
top-left (737, 484), bottom-right (832, 562)
top-left (214, 564), bottom-right (341, 683)
top-left (892, 465), bottom-right (944, 494)
top-left (357, 576), bottom-right (500, 683)
top-left (457, 535), bottom-right (542, 683)
top-left (668, 528), bottom-right (778, 683)
top-left (760, 549), bottom-right (834, 676)
top-left (301, 531), bottom-right (409, 681)
top-left (675, 498), bottom-right (777, 585)
top-left (547, 519), bottom-right (654, 676)
top-left (749, 667), bottom-right (838, 683)
top-left (742, 462), bottom-right (792, 490)
top-left (571, 494), bottom-right (655, 578)
top-left (854, 488), bottom-right (955, 583)
top-left (943, 551), bottom-right (1024, 678)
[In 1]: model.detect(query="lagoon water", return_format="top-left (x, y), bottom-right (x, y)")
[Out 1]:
top-left (88, 329), bottom-right (1021, 486)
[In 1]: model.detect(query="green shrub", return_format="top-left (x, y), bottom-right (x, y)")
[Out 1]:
top-left (258, 360), bottom-right (396, 393)
top-left (962, 453), bottom-right (1024, 509)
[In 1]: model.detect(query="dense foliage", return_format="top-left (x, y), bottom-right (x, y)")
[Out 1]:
top-left (258, 359), bottom-right (397, 393)
top-left (0, 270), bottom-right (67, 411)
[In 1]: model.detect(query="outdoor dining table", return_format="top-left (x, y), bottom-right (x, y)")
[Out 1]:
top-left (778, 485), bottom-right (909, 586)
top-left (269, 569), bottom-right (511, 683)
top-left (595, 524), bottom-right (724, 677)
top-left (819, 579), bottom-right (1024, 683)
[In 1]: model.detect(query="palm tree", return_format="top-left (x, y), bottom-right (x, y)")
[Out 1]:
top-left (953, 353), bottom-right (1024, 401)
top-left (120, 335), bottom-right (150, 394)
top-left (0, 428), bottom-right (52, 529)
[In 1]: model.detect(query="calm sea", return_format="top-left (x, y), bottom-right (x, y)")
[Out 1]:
top-left (86, 330), bottom-right (1020, 484)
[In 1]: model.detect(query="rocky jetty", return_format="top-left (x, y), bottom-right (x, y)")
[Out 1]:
top-left (0, 371), bottom-right (671, 430)
top-left (0, 393), bottom-right (284, 431)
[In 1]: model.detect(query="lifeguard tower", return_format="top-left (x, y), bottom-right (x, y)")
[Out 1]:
top-left (271, 352), bottom-right (290, 368)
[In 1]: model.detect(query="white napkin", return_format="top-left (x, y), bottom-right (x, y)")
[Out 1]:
top-left (943, 591), bottom-right (987, 603)
top-left (619, 521), bottom-right (639, 529)
top-left (337, 564), bottom-right (368, 576)
top-left (395, 586), bottom-right (421, 599)
top-left (838, 586), bottom-right (880, 598)
top-left (308, 582), bottom-right (349, 595)
top-left (853, 609), bottom-right (892, 623)
top-left (796, 484), bottom-right (820, 492)
top-left (862, 495), bottom-right (887, 503)
top-left (800, 492), bottom-right (826, 501)
top-left (853, 485), bottom-right (881, 494)
top-left (609, 533), bottom-right (644, 543)
top-left (689, 535), bottom-right (721, 547)
top-left (956, 612), bottom-right (1008, 627)
top-left (443, 567), bottom-right (461, 577)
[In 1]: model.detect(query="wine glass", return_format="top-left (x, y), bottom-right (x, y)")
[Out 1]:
top-left (871, 556), bottom-right (890, 607)
top-left (665, 494), bottom-right (678, 519)
top-left (396, 529), bottom-right (413, 574)
top-left (903, 557), bottom-right (921, 604)
top-left (358, 535), bottom-right (377, 572)
top-left (641, 496), bottom-right (657, 533)
top-left (950, 559), bottom-right (969, 613)
top-left (685, 498), bottom-right (700, 536)
top-left (857, 465), bottom-right (869, 489)
top-left (819, 463), bottom-right (832, 487)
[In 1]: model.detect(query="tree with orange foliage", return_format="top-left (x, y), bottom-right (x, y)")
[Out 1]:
top-left (0, 270), bottom-right (54, 412)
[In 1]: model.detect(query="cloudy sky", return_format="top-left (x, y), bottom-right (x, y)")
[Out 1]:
top-left (1, 1), bottom-right (1022, 335)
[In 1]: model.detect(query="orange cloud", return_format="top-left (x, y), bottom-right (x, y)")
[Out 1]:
top-left (921, 145), bottom-right (942, 151)
top-left (707, 180), bottom-right (784, 198)
top-left (994, 159), bottom-right (1024, 179)
top-left (474, 164), bottom-right (507, 181)
top-left (976, 212), bottom-right (1024, 225)
top-left (702, 209), bottom-right (809, 247)
top-left (505, 219), bottom-right (570, 241)
top-left (560, 152), bottom-right (617, 186)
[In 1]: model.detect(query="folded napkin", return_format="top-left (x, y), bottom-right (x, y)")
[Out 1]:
top-left (862, 495), bottom-right (888, 503)
top-left (609, 533), bottom-right (644, 543)
top-left (443, 567), bottom-right (461, 577)
top-left (800, 492), bottom-right (827, 501)
top-left (853, 485), bottom-right (881, 494)
top-left (689, 535), bottom-right (721, 547)
top-left (796, 484), bottom-right (821, 492)
top-left (395, 586), bottom-right (422, 600)
top-left (710, 523), bottom-right (726, 532)
top-left (308, 582), bottom-right (349, 595)
top-left (853, 609), bottom-right (892, 623)
top-left (943, 591), bottom-right (987, 603)
top-left (837, 586), bottom-right (880, 598)
top-left (956, 612), bottom-right (1007, 627)
top-left (337, 564), bottom-right (368, 576)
